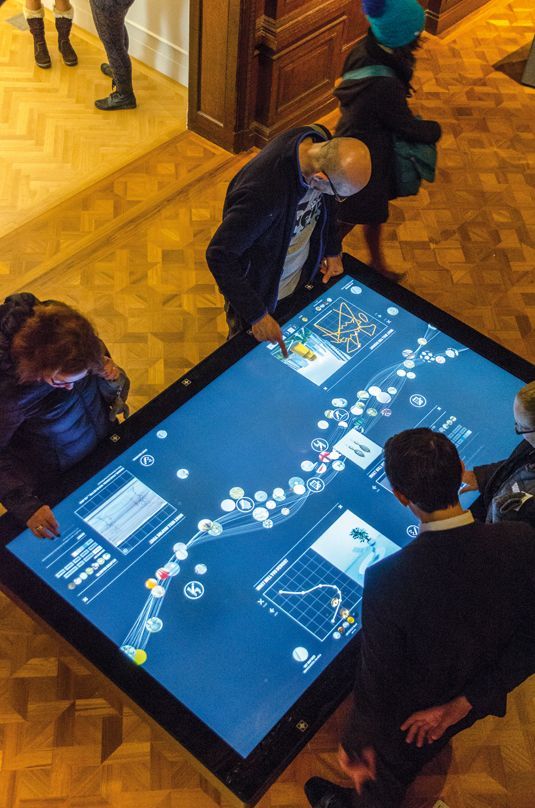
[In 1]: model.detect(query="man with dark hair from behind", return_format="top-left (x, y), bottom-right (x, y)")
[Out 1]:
top-left (305, 428), bottom-right (535, 808)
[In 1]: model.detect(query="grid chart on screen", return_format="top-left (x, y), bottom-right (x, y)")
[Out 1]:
top-left (264, 548), bottom-right (363, 641)
top-left (75, 469), bottom-right (176, 554)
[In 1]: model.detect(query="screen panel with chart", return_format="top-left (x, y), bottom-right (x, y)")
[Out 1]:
top-left (1, 265), bottom-right (529, 803)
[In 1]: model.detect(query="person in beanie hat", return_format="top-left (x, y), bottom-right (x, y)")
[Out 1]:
top-left (363, 0), bottom-right (425, 48)
top-left (24, 0), bottom-right (78, 69)
top-left (333, 0), bottom-right (441, 281)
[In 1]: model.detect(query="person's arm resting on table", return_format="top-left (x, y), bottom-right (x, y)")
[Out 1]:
top-left (0, 404), bottom-right (59, 538)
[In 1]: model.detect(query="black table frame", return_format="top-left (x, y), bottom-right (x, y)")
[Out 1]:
top-left (0, 255), bottom-right (533, 806)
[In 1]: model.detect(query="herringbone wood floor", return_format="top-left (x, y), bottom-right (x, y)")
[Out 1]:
top-left (0, 0), bottom-right (534, 805)
top-left (0, 0), bottom-right (188, 237)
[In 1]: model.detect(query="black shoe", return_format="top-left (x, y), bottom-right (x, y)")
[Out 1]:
top-left (304, 777), bottom-right (355, 808)
top-left (100, 62), bottom-right (113, 78)
top-left (94, 91), bottom-right (137, 110)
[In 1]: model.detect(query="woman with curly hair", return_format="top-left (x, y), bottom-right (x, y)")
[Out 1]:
top-left (0, 294), bottom-right (128, 539)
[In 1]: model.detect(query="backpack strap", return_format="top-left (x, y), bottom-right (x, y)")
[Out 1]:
top-left (342, 65), bottom-right (397, 82)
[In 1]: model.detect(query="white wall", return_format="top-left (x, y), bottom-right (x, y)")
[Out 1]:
top-left (44, 0), bottom-right (189, 86)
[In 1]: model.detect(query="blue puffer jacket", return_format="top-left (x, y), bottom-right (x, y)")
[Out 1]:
top-left (0, 293), bottom-right (116, 524)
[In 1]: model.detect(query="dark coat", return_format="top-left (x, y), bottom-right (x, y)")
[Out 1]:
top-left (334, 31), bottom-right (441, 224)
top-left (206, 126), bottom-right (340, 325)
top-left (473, 441), bottom-right (535, 516)
top-left (342, 520), bottom-right (535, 755)
top-left (0, 294), bottom-right (117, 524)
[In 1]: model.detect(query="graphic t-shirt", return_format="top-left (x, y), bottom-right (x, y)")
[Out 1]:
top-left (278, 187), bottom-right (322, 300)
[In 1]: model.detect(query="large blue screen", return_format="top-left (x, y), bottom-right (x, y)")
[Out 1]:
top-left (7, 277), bottom-right (523, 757)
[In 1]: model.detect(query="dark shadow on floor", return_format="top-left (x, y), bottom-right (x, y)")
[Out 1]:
top-left (493, 42), bottom-right (530, 83)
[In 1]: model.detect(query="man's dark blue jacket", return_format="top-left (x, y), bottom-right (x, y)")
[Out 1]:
top-left (206, 126), bottom-right (341, 325)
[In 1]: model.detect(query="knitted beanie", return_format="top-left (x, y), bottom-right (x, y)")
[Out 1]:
top-left (362, 0), bottom-right (425, 48)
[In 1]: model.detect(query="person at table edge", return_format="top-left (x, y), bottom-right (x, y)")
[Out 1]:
top-left (206, 125), bottom-right (371, 356)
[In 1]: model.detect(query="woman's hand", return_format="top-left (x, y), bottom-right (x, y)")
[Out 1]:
top-left (99, 356), bottom-right (120, 381)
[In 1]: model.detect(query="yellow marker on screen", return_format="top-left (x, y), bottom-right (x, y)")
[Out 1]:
top-left (133, 649), bottom-right (147, 665)
top-left (290, 343), bottom-right (317, 361)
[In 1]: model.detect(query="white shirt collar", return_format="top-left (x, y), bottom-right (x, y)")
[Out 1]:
top-left (419, 511), bottom-right (475, 534)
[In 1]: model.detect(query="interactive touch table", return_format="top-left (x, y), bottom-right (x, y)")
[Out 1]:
top-left (0, 256), bottom-right (532, 806)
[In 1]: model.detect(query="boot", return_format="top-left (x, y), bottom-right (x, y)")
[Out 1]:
top-left (25, 8), bottom-right (51, 69)
top-left (54, 7), bottom-right (77, 66)
top-left (95, 90), bottom-right (137, 111)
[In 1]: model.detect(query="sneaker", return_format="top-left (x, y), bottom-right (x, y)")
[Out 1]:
top-left (304, 777), bottom-right (355, 808)
top-left (94, 91), bottom-right (137, 110)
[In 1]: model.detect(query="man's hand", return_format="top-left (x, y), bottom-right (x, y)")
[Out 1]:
top-left (460, 469), bottom-right (479, 495)
top-left (401, 695), bottom-right (472, 748)
top-left (337, 744), bottom-right (376, 795)
top-left (99, 356), bottom-right (120, 381)
top-left (26, 505), bottom-right (60, 539)
top-left (320, 254), bottom-right (344, 284)
top-left (251, 313), bottom-right (288, 358)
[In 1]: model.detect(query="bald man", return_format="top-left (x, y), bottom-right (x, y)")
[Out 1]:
top-left (206, 125), bottom-right (371, 354)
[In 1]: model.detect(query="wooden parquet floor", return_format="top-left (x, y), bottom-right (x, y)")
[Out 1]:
top-left (0, 0), bottom-right (188, 237)
top-left (0, 0), bottom-right (535, 805)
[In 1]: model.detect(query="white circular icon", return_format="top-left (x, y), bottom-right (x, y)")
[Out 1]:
top-left (406, 525), bottom-right (419, 538)
top-left (307, 477), bottom-right (325, 493)
top-left (176, 468), bottom-right (189, 479)
top-left (237, 497), bottom-right (254, 512)
top-left (156, 430), bottom-right (167, 439)
top-left (184, 581), bottom-right (205, 600)
top-left (292, 647), bottom-right (309, 663)
top-left (253, 507), bottom-right (269, 522)
top-left (311, 438), bottom-right (329, 452)
top-left (140, 454), bottom-right (155, 467)
top-left (410, 394), bottom-right (427, 408)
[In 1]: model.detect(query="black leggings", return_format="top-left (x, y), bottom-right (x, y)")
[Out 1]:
top-left (89, 0), bottom-right (135, 95)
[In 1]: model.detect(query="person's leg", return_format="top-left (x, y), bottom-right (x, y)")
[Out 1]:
top-left (305, 710), bottom-right (480, 807)
top-left (90, 0), bottom-right (136, 109)
top-left (101, 21), bottom-right (128, 78)
top-left (53, 0), bottom-right (78, 67)
top-left (363, 223), bottom-right (406, 283)
top-left (24, 0), bottom-right (51, 69)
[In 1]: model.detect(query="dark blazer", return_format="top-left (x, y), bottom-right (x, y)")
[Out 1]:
top-left (206, 126), bottom-right (340, 326)
top-left (343, 519), bottom-right (535, 753)
top-left (334, 30), bottom-right (441, 224)
top-left (0, 294), bottom-right (119, 524)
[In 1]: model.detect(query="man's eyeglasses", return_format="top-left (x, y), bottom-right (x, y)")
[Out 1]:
top-left (324, 172), bottom-right (348, 203)
top-left (514, 423), bottom-right (535, 435)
